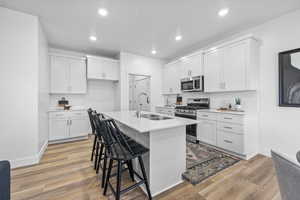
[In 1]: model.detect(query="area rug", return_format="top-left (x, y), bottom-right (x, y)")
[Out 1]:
top-left (182, 142), bottom-right (240, 185)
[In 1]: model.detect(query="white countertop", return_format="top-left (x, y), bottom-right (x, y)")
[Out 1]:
top-left (197, 109), bottom-right (245, 115)
top-left (48, 106), bottom-right (87, 112)
top-left (103, 111), bottom-right (199, 133)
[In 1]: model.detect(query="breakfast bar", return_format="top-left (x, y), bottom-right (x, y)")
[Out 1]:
top-left (103, 111), bottom-right (199, 196)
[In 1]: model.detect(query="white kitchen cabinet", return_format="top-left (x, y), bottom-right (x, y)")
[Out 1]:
top-left (49, 118), bottom-right (69, 140)
top-left (69, 118), bottom-right (89, 138)
top-left (197, 119), bottom-right (217, 146)
top-left (50, 55), bottom-right (87, 94)
top-left (203, 49), bottom-right (223, 92)
top-left (203, 36), bottom-right (259, 92)
top-left (180, 52), bottom-right (203, 78)
top-left (162, 61), bottom-right (181, 94)
top-left (87, 55), bottom-right (119, 81)
top-left (49, 110), bottom-right (89, 142)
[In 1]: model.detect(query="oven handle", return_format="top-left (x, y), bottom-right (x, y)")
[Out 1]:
top-left (175, 113), bottom-right (197, 120)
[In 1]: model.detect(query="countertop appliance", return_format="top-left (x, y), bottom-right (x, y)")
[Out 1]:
top-left (175, 98), bottom-right (210, 142)
top-left (181, 76), bottom-right (204, 92)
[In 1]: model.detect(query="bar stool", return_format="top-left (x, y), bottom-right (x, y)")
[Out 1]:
top-left (87, 108), bottom-right (97, 164)
top-left (96, 117), bottom-right (152, 200)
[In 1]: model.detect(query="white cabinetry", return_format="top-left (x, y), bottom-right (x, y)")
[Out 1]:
top-left (50, 55), bottom-right (87, 94)
top-left (203, 36), bottom-right (259, 92)
top-left (197, 119), bottom-right (217, 145)
top-left (197, 111), bottom-right (257, 160)
top-left (87, 55), bottom-right (119, 81)
top-left (49, 110), bottom-right (89, 142)
top-left (180, 52), bottom-right (203, 78)
top-left (162, 61), bottom-right (181, 94)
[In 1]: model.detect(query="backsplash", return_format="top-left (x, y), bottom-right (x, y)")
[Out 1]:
top-left (50, 80), bottom-right (117, 112)
top-left (164, 91), bottom-right (258, 113)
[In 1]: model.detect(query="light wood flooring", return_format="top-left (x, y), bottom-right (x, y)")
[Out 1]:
top-left (11, 137), bottom-right (281, 200)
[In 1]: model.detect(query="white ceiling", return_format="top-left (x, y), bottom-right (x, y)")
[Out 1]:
top-left (1, 0), bottom-right (300, 60)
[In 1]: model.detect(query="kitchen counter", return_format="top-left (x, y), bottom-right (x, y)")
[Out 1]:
top-left (103, 111), bottom-right (198, 133)
top-left (48, 106), bottom-right (87, 112)
top-left (198, 108), bottom-right (245, 115)
top-left (103, 110), bottom-right (198, 196)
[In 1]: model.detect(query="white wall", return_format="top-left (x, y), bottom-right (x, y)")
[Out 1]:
top-left (119, 52), bottom-right (165, 111)
top-left (38, 24), bottom-right (50, 151)
top-left (0, 7), bottom-right (39, 167)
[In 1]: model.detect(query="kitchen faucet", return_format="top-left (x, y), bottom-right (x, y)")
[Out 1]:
top-left (136, 92), bottom-right (150, 118)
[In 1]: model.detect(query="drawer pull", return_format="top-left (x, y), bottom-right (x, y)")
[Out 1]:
top-left (224, 140), bottom-right (233, 144)
top-left (224, 117), bottom-right (232, 120)
top-left (224, 126), bottom-right (233, 129)
top-left (202, 115), bottom-right (209, 117)
top-left (55, 114), bottom-right (64, 116)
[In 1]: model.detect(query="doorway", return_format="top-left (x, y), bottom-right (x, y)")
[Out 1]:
top-left (129, 74), bottom-right (151, 111)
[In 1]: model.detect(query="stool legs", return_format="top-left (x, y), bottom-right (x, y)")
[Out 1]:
top-left (96, 143), bottom-right (104, 174)
top-left (101, 152), bottom-right (108, 188)
top-left (126, 160), bottom-right (135, 182)
top-left (91, 134), bottom-right (97, 161)
top-left (103, 158), bottom-right (113, 196)
top-left (116, 161), bottom-right (122, 200)
top-left (94, 141), bottom-right (99, 170)
top-left (138, 156), bottom-right (152, 200)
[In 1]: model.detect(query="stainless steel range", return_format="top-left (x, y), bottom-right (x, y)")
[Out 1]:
top-left (175, 98), bottom-right (210, 142)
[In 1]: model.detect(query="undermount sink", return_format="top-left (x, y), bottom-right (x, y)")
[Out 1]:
top-left (141, 114), bottom-right (172, 120)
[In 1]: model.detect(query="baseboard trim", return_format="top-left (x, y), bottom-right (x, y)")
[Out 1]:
top-left (10, 141), bottom-right (48, 169)
top-left (38, 141), bottom-right (48, 162)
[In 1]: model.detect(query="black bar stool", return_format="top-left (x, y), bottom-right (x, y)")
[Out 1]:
top-left (87, 108), bottom-right (97, 164)
top-left (96, 118), bottom-right (152, 200)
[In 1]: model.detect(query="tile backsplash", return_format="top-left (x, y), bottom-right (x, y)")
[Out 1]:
top-left (164, 91), bottom-right (258, 113)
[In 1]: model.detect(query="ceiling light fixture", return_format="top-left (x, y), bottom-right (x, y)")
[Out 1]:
top-left (98, 8), bottom-right (108, 17)
top-left (218, 8), bottom-right (229, 17)
top-left (151, 49), bottom-right (157, 55)
top-left (175, 35), bottom-right (182, 41)
top-left (89, 36), bottom-right (97, 41)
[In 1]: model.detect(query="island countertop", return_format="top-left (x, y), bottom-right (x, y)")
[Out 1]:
top-left (103, 111), bottom-right (199, 133)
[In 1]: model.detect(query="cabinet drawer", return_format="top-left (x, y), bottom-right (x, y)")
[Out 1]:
top-left (217, 130), bottom-right (244, 154)
top-left (70, 111), bottom-right (87, 118)
top-left (218, 114), bottom-right (243, 124)
top-left (217, 122), bottom-right (243, 134)
top-left (49, 112), bottom-right (68, 119)
top-left (197, 112), bottom-right (217, 120)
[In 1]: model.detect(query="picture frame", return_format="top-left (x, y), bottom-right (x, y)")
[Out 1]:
top-left (279, 48), bottom-right (300, 107)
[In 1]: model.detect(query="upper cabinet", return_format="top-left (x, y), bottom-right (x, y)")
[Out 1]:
top-left (87, 55), bottom-right (119, 81)
top-left (162, 61), bottom-right (182, 94)
top-left (50, 54), bottom-right (87, 94)
top-left (180, 52), bottom-right (203, 78)
top-left (203, 36), bottom-right (259, 93)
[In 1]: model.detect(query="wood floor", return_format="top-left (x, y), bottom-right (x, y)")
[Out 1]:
top-left (11, 137), bottom-right (281, 200)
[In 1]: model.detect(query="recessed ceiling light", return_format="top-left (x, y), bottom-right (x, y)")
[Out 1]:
top-left (151, 49), bottom-right (157, 55)
top-left (218, 8), bottom-right (229, 17)
top-left (98, 8), bottom-right (108, 17)
top-left (175, 35), bottom-right (182, 41)
top-left (89, 36), bottom-right (97, 41)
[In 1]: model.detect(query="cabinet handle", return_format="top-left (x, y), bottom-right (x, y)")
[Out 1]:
top-left (70, 119), bottom-right (72, 125)
top-left (67, 120), bottom-right (69, 125)
top-left (224, 126), bottom-right (233, 129)
top-left (224, 140), bottom-right (233, 144)
top-left (224, 117), bottom-right (232, 120)
top-left (202, 115), bottom-right (209, 117)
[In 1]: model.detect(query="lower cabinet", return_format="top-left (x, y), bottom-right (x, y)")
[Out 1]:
top-left (49, 110), bottom-right (89, 142)
top-left (197, 111), bottom-right (245, 156)
top-left (197, 119), bottom-right (217, 146)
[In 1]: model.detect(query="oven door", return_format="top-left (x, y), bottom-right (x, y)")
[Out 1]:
top-left (181, 80), bottom-right (194, 91)
top-left (194, 77), bottom-right (203, 91)
top-left (175, 113), bottom-right (197, 142)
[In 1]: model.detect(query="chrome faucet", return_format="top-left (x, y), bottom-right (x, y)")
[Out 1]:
top-left (136, 92), bottom-right (150, 118)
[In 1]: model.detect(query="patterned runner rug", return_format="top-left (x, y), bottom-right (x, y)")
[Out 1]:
top-left (183, 142), bottom-right (240, 185)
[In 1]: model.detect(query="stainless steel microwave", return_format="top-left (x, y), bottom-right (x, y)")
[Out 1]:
top-left (181, 76), bottom-right (204, 92)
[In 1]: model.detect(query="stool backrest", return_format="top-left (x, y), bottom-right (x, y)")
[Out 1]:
top-left (0, 160), bottom-right (10, 200)
top-left (87, 108), bottom-right (96, 134)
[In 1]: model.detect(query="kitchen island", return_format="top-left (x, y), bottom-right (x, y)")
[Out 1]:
top-left (103, 111), bottom-right (199, 196)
